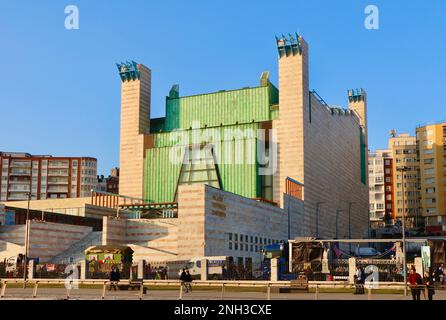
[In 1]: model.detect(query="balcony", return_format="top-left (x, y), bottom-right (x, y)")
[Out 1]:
top-left (47, 170), bottom-right (69, 177)
top-left (9, 161), bottom-right (31, 168)
top-left (8, 185), bottom-right (30, 192)
top-left (7, 194), bottom-right (29, 201)
top-left (8, 178), bottom-right (31, 184)
top-left (9, 169), bottom-right (31, 176)
top-left (47, 178), bottom-right (68, 185)
top-left (47, 162), bottom-right (69, 168)
top-left (47, 186), bottom-right (68, 193)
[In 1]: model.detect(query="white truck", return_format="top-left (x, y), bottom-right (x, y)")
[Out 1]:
top-left (180, 256), bottom-right (231, 280)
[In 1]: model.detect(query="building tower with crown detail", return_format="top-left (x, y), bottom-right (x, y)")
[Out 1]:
top-left (117, 61), bottom-right (152, 199)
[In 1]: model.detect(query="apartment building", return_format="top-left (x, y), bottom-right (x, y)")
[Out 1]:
top-left (388, 133), bottom-right (421, 228)
top-left (368, 149), bottom-right (393, 227)
top-left (95, 167), bottom-right (119, 194)
top-left (0, 152), bottom-right (97, 201)
top-left (416, 122), bottom-right (446, 234)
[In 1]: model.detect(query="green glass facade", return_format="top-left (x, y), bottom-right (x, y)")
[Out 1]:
top-left (143, 79), bottom-right (278, 203)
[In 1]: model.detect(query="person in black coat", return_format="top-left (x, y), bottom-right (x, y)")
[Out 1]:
top-left (424, 270), bottom-right (435, 300)
top-left (185, 269), bottom-right (193, 293)
top-left (180, 268), bottom-right (189, 293)
top-left (109, 266), bottom-right (121, 291)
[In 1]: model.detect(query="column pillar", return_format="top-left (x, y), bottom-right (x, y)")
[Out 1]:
top-left (200, 259), bottom-right (208, 281)
top-left (348, 257), bottom-right (356, 284)
top-left (80, 260), bottom-right (86, 280)
top-left (28, 259), bottom-right (35, 280)
top-left (270, 258), bottom-right (279, 282)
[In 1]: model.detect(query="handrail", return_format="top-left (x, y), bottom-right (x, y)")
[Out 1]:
top-left (2, 278), bottom-right (446, 300)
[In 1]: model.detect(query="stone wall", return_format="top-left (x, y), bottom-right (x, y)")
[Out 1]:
top-left (0, 225), bottom-right (26, 246)
top-left (27, 221), bottom-right (92, 262)
top-left (203, 185), bottom-right (305, 268)
top-left (303, 95), bottom-right (369, 239)
top-left (100, 185), bottom-right (306, 270)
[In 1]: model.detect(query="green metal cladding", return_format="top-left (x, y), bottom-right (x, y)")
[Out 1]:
top-left (164, 85), bottom-right (277, 131)
top-left (143, 138), bottom-right (261, 203)
top-left (142, 80), bottom-right (279, 203)
top-left (143, 146), bottom-right (184, 203)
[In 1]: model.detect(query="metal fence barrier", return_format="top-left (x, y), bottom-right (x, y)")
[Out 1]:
top-left (1, 278), bottom-right (445, 300)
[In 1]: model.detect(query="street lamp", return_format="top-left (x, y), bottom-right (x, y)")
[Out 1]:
top-left (335, 209), bottom-right (343, 239)
top-left (397, 166), bottom-right (409, 296)
top-left (341, 201), bottom-right (355, 253)
top-left (315, 202), bottom-right (324, 238)
top-left (22, 192), bottom-right (32, 288)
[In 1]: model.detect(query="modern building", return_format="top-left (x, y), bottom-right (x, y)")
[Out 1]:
top-left (0, 152), bottom-right (97, 201)
top-left (368, 149), bottom-right (393, 227)
top-left (416, 122), bottom-right (446, 234)
top-left (117, 33), bottom-right (369, 243)
top-left (0, 34), bottom-right (370, 269)
top-left (388, 133), bottom-right (421, 228)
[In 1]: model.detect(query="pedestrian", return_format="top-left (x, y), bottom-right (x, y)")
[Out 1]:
top-left (185, 269), bottom-right (193, 293)
top-left (437, 264), bottom-right (445, 285)
top-left (423, 270), bottom-right (435, 301)
top-left (180, 268), bottom-right (189, 293)
top-left (109, 266), bottom-right (120, 291)
top-left (165, 265), bottom-right (169, 280)
top-left (162, 266), bottom-right (168, 280)
top-left (408, 266), bottom-right (422, 300)
top-left (354, 266), bottom-right (364, 295)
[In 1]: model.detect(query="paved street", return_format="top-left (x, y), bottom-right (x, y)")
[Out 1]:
top-left (2, 288), bottom-right (446, 300)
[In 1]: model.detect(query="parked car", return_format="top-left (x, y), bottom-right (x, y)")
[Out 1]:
top-left (354, 247), bottom-right (381, 257)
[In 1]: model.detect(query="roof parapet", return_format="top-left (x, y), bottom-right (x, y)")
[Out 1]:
top-left (116, 61), bottom-right (140, 82)
top-left (275, 33), bottom-right (303, 58)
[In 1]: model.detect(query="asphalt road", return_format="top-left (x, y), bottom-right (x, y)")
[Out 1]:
top-left (2, 288), bottom-right (445, 300)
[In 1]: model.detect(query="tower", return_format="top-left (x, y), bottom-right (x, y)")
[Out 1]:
top-left (273, 34), bottom-right (309, 207)
top-left (117, 61), bottom-right (151, 199)
top-left (348, 89), bottom-right (368, 185)
top-left (348, 88), bottom-right (367, 137)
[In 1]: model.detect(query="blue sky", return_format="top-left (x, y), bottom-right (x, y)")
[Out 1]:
top-left (1, 0), bottom-right (445, 175)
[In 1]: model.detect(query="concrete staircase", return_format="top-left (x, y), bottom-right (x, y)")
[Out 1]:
top-left (49, 231), bottom-right (102, 264)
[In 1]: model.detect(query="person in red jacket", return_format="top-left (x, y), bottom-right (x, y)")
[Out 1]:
top-left (408, 266), bottom-right (422, 300)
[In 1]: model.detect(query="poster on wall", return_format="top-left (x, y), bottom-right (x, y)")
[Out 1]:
top-left (104, 254), bottom-right (114, 262)
top-left (0, 206), bottom-right (15, 226)
top-left (421, 246), bottom-right (431, 271)
top-left (4, 210), bottom-right (15, 225)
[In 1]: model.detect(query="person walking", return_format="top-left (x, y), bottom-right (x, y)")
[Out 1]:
top-left (109, 266), bottom-right (121, 291)
top-left (354, 266), bottom-right (364, 295)
top-left (185, 269), bottom-right (193, 293)
top-left (423, 270), bottom-right (435, 301)
top-left (408, 266), bottom-right (422, 300)
top-left (180, 268), bottom-right (189, 293)
top-left (437, 264), bottom-right (445, 285)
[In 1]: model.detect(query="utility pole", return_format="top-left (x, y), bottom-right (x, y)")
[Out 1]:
top-left (347, 202), bottom-right (354, 253)
top-left (23, 192), bottom-right (31, 288)
top-left (335, 209), bottom-right (343, 239)
top-left (315, 202), bottom-right (323, 238)
top-left (397, 166), bottom-right (408, 296)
